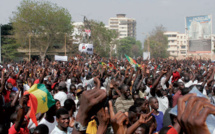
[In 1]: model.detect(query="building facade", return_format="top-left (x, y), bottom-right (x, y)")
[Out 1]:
top-left (109, 14), bottom-right (136, 39)
top-left (164, 32), bottom-right (188, 58)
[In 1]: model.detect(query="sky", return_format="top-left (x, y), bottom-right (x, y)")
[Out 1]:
top-left (1, 0), bottom-right (215, 42)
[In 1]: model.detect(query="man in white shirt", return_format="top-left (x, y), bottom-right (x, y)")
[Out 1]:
top-left (54, 82), bottom-right (67, 106)
top-left (39, 105), bottom-right (57, 133)
top-left (51, 108), bottom-right (70, 134)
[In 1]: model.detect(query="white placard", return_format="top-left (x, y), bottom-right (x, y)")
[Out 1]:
top-left (55, 55), bottom-right (68, 61)
top-left (143, 52), bottom-right (150, 60)
top-left (78, 43), bottom-right (93, 55)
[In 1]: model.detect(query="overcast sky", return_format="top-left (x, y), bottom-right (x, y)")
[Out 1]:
top-left (1, 0), bottom-right (215, 42)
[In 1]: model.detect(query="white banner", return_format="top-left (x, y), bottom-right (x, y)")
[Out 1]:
top-left (78, 43), bottom-right (93, 55)
top-left (143, 52), bottom-right (150, 60)
top-left (54, 55), bottom-right (68, 61)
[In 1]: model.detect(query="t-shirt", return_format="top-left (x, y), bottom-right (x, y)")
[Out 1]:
top-left (83, 78), bottom-right (94, 90)
top-left (54, 91), bottom-right (67, 106)
top-left (184, 80), bottom-right (193, 88)
top-left (115, 96), bottom-right (134, 113)
top-left (8, 124), bottom-right (29, 134)
top-left (152, 111), bottom-right (164, 132)
top-left (51, 126), bottom-right (70, 134)
top-left (4, 90), bottom-right (12, 103)
top-left (156, 95), bottom-right (169, 114)
top-left (39, 117), bottom-right (57, 133)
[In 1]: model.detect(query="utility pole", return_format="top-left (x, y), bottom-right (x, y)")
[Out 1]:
top-left (65, 33), bottom-right (67, 56)
top-left (147, 34), bottom-right (150, 53)
top-left (185, 28), bottom-right (188, 58)
top-left (29, 34), bottom-right (31, 61)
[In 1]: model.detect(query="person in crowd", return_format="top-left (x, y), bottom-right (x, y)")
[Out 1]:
top-left (51, 108), bottom-right (70, 134)
top-left (54, 82), bottom-right (68, 106)
top-left (149, 97), bottom-right (164, 132)
top-left (115, 84), bottom-right (134, 112)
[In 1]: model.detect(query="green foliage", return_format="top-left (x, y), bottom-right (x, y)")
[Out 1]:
top-left (85, 20), bottom-right (118, 57)
top-left (117, 37), bottom-right (142, 58)
top-left (143, 25), bottom-right (169, 58)
top-left (10, 0), bottom-right (72, 60)
top-left (1, 23), bottom-right (20, 61)
top-left (2, 41), bottom-right (20, 61)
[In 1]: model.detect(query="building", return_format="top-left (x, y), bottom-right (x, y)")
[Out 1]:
top-left (164, 32), bottom-right (188, 58)
top-left (108, 14), bottom-right (136, 39)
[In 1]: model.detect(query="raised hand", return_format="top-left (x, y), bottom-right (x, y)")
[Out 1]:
top-left (109, 101), bottom-right (128, 134)
top-left (75, 77), bottom-right (107, 126)
top-left (138, 110), bottom-right (153, 124)
top-left (177, 93), bottom-right (215, 134)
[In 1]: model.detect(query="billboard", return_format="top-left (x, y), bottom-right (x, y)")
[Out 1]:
top-left (186, 15), bottom-right (212, 52)
top-left (78, 43), bottom-right (94, 55)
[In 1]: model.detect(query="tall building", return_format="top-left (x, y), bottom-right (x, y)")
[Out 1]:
top-left (109, 14), bottom-right (136, 39)
top-left (164, 32), bottom-right (188, 58)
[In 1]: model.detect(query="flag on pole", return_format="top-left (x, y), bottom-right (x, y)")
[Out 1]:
top-left (125, 54), bottom-right (140, 68)
top-left (24, 84), bottom-right (56, 126)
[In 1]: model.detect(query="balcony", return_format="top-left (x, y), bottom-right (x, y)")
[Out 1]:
top-left (168, 42), bottom-right (177, 45)
top-left (168, 37), bottom-right (177, 40)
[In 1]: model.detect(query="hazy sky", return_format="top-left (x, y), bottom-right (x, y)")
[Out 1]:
top-left (1, 0), bottom-right (215, 42)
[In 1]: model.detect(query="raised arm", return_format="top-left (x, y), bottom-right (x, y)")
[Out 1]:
top-left (150, 69), bottom-right (167, 96)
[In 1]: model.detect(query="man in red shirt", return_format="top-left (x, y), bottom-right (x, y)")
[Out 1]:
top-left (7, 72), bottom-right (18, 87)
top-left (8, 95), bottom-right (29, 134)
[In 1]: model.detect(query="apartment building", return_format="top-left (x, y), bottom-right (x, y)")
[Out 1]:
top-left (164, 32), bottom-right (188, 58)
top-left (109, 14), bottom-right (136, 39)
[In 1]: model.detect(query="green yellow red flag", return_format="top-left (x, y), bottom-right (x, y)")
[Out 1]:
top-left (24, 84), bottom-right (56, 126)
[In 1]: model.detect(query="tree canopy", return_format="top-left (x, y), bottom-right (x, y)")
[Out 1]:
top-left (143, 25), bottom-right (169, 58)
top-left (1, 23), bottom-right (20, 62)
top-left (10, 0), bottom-right (72, 60)
top-left (117, 37), bottom-right (142, 58)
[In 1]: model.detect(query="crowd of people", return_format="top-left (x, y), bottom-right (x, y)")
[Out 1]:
top-left (0, 53), bottom-right (215, 134)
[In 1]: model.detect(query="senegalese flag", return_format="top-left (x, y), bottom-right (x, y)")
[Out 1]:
top-left (24, 84), bottom-right (56, 126)
top-left (99, 62), bottom-right (106, 66)
top-left (124, 54), bottom-right (140, 69)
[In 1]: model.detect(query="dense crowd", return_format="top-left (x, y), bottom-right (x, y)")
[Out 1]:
top-left (0, 53), bottom-right (215, 134)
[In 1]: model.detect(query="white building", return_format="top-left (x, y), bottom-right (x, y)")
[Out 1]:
top-left (108, 14), bottom-right (136, 39)
top-left (164, 32), bottom-right (188, 58)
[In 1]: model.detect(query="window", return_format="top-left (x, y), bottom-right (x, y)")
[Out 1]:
top-left (181, 51), bottom-right (186, 54)
top-left (172, 51), bottom-right (175, 53)
top-left (181, 46), bottom-right (186, 49)
top-left (184, 41), bottom-right (186, 44)
top-left (171, 40), bottom-right (175, 43)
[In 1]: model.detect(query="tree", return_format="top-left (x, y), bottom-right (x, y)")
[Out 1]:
top-left (143, 25), bottom-right (169, 58)
top-left (1, 23), bottom-right (20, 62)
top-left (82, 20), bottom-right (119, 57)
top-left (117, 37), bottom-right (142, 58)
top-left (11, 0), bottom-right (72, 61)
